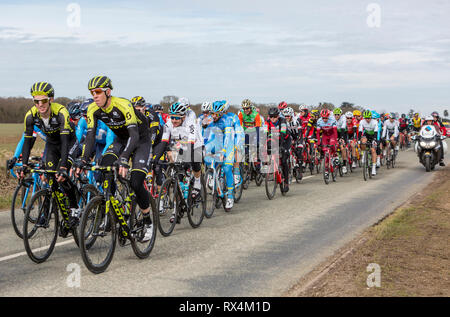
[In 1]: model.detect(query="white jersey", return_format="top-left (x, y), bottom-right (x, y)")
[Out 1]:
top-left (358, 119), bottom-right (378, 137)
top-left (336, 115), bottom-right (347, 130)
top-left (382, 120), bottom-right (399, 138)
top-left (162, 117), bottom-right (204, 150)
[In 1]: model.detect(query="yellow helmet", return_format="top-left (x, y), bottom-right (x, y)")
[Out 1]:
top-left (311, 109), bottom-right (319, 117)
top-left (353, 110), bottom-right (361, 116)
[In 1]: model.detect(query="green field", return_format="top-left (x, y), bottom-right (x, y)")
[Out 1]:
top-left (0, 123), bottom-right (45, 162)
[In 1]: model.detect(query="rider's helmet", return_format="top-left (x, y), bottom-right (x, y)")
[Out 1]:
top-left (320, 109), bottom-right (330, 118)
top-left (363, 110), bottom-right (372, 119)
top-left (68, 101), bottom-right (82, 120)
top-left (30, 81), bottom-right (55, 98)
top-left (401, 113), bottom-right (406, 118)
top-left (88, 76), bottom-right (113, 90)
top-left (333, 108), bottom-right (342, 115)
top-left (278, 101), bottom-right (288, 110)
top-left (345, 111), bottom-right (354, 119)
top-left (372, 111), bottom-right (380, 119)
top-left (353, 110), bottom-right (361, 117)
top-left (178, 97), bottom-right (190, 108)
top-left (390, 112), bottom-right (396, 120)
top-left (201, 101), bottom-right (212, 113)
top-left (310, 109), bottom-right (319, 118)
top-left (241, 99), bottom-right (252, 109)
top-left (299, 104), bottom-right (308, 112)
top-left (153, 104), bottom-right (163, 111)
top-left (423, 115), bottom-right (434, 125)
top-left (431, 111), bottom-right (439, 119)
top-left (268, 107), bottom-right (280, 117)
top-left (169, 102), bottom-right (188, 116)
top-left (130, 96), bottom-right (146, 108)
top-left (282, 107), bottom-right (294, 118)
top-left (212, 100), bottom-right (227, 113)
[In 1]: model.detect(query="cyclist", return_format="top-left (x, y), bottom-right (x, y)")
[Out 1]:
top-left (298, 105), bottom-right (311, 131)
top-left (316, 109), bottom-right (338, 178)
top-left (76, 76), bottom-right (155, 242)
top-left (21, 82), bottom-right (79, 233)
top-left (353, 110), bottom-right (362, 128)
top-left (398, 113), bottom-right (409, 147)
top-left (278, 101), bottom-right (288, 119)
top-left (343, 111), bottom-right (359, 168)
top-left (198, 102), bottom-right (213, 129)
top-left (283, 107), bottom-right (304, 170)
top-left (178, 97), bottom-right (197, 127)
top-left (334, 108), bottom-right (348, 173)
top-left (412, 112), bottom-right (422, 134)
top-left (359, 110), bottom-right (379, 176)
top-left (204, 100), bottom-right (236, 209)
top-left (371, 111), bottom-right (383, 168)
top-left (266, 107), bottom-right (291, 192)
top-left (153, 104), bottom-right (168, 126)
top-left (382, 112), bottom-right (399, 159)
top-left (238, 99), bottom-right (262, 171)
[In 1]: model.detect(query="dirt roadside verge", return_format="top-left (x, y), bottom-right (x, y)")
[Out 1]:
top-left (285, 166), bottom-right (450, 297)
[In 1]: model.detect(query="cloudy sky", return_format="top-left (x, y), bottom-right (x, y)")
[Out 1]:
top-left (1, 0), bottom-right (449, 115)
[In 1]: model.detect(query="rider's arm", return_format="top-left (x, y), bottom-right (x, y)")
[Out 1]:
top-left (21, 110), bottom-right (36, 167)
top-left (76, 117), bottom-right (87, 143)
top-left (57, 107), bottom-right (73, 169)
top-left (81, 107), bottom-right (98, 162)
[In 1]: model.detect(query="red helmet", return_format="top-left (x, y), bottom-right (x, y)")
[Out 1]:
top-left (320, 109), bottom-right (330, 118)
top-left (278, 101), bottom-right (288, 110)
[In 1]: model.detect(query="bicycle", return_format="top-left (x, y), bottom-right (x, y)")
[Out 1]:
top-left (362, 140), bottom-right (377, 181)
top-left (290, 140), bottom-right (303, 183)
top-left (384, 139), bottom-right (397, 169)
top-left (321, 144), bottom-right (338, 184)
top-left (156, 150), bottom-right (206, 237)
top-left (78, 165), bottom-right (157, 274)
top-left (262, 139), bottom-right (287, 199)
top-left (22, 168), bottom-right (97, 263)
top-left (204, 153), bottom-right (230, 218)
top-left (9, 156), bottom-right (45, 239)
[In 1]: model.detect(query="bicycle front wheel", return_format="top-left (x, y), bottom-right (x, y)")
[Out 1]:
top-left (265, 164), bottom-right (277, 200)
top-left (187, 176), bottom-right (205, 228)
top-left (11, 180), bottom-right (38, 239)
top-left (23, 189), bottom-right (58, 263)
top-left (204, 168), bottom-right (216, 218)
top-left (156, 178), bottom-right (177, 237)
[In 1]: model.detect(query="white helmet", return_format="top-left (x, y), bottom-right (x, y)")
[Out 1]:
top-left (299, 105), bottom-right (308, 111)
top-left (179, 97), bottom-right (190, 107)
top-left (424, 115), bottom-right (434, 122)
top-left (201, 101), bottom-right (212, 112)
top-left (282, 107), bottom-right (294, 117)
top-left (345, 111), bottom-right (354, 118)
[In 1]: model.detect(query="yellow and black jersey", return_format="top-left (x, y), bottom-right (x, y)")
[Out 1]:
top-left (22, 102), bottom-right (76, 167)
top-left (412, 117), bottom-right (422, 128)
top-left (144, 108), bottom-right (162, 145)
top-left (82, 97), bottom-right (150, 162)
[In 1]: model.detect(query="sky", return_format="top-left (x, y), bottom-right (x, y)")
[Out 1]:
top-left (1, 0), bottom-right (449, 115)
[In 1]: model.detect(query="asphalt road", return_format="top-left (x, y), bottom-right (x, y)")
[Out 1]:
top-left (0, 145), bottom-right (445, 296)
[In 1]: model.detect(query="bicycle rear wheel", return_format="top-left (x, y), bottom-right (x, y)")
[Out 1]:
top-left (23, 189), bottom-right (58, 263)
top-left (362, 150), bottom-right (369, 181)
top-left (156, 178), bottom-right (177, 237)
top-left (322, 152), bottom-right (330, 184)
top-left (234, 164), bottom-right (244, 203)
top-left (79, 196), bottom-right (116, 274)
top-left (131, 196), bottom-right (157, 259)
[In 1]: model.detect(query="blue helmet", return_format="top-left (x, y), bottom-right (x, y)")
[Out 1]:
top-left (169, 102), bottom-right (188, 115)
top-left (372, 111), bottom-right (380, 119)
top-left (79, 99), bottom-right (93, 116)
top-left (212, 100), bottom-right (227, 113)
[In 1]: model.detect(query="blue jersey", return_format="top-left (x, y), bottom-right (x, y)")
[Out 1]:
top-left (76, 117), bottom-right (115, 154)
top-left (14, 126), bottom-right (46, 159)
top-left (224, 112), bottom-right (245, 147)
top-left (205, 115), bottom-right (235, 163)
top-left (317, 116), bottom-right (337, 129)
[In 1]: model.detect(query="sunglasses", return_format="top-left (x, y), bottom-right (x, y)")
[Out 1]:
top-left (243, 107), bottom-right (251, 111)
top-left (170, 115), bottom-right (183, 120)
top-left (34, 98), bottom-right (49, 104)
top-left (90, 88), bottom-right (107, 96)
top-left (269, 115), bottom-right (278, 119)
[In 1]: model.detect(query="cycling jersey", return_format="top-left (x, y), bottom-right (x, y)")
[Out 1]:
top-left (382, 120), bottom-right (399, 139)
top-left (238, 109), bottom-right (262, 132)
top-left (76, 117), bottom-right (115, 152)
top-left (359, 119), bottom-right (379, 140)
top-left (82, 97), bottom-right (149, 162)
top-left (22, 102), bottom-right (76, 168)
top-left (412, 117), bottom-right (422, 128)
top-left (13, 126), bottom-right (46, 159)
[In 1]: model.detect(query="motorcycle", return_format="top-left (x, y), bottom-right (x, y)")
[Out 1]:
top-left (413, 125), bottom-right (447, 172)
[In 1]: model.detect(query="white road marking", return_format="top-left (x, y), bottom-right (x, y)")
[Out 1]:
top-left (0, 240), bottom-right (74, 263)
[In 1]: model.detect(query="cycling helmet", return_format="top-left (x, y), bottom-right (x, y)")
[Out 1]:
top-left (333, 108), bottom-right (342, 115)
top-left (282, 107), bottom-right (294, 117)
top-left (131, 96), bottom-right (146, 107)
top-left (431, 111), bottom-right (439, 118)
top-left (372, 111), bottom-right (380, 119)
top-left (169, 102), bottom-right (188, 115)
top-left (278, 101), bottom-right (288, 110)
top-left (179, 97), bottom-right (190, 109)
top-left (389, 112), bottom-right (396, 120)
top-left (299, 105), bottom-right (308, 111)
top-left (401, 113), bottom-right (406, 118)
top-left (320, 109), bottom-right (330, 118)
top-left (268, 107), bottom-right (280, 117)
top-left (153, 104), bottom-right (163, 111)
top-left (310, 109), bottom-right (319, 117)
top-left (424, 115), bottom-right (434, 122)
top-left (221, 100), bottom-right (230, 112)
top-left (363, 110), bottom-right (372, 119)
top-left (30, 82), bottom-right (54, 97)
top-left (88, 76), bottom-right (113, 90)
top-left (79, 99), bottom-right (93, 115)
top-left (353, 110), bottom-right (361, 116)
top-left (345, 111), bottom-right (353, 118)
top-left (212, 100), bottom-right (227, 113)
top-left (201, 101), bottom-right (212, 112)
top-left (68, 102), bottom-right (82, 120)
top-left (241, 99), bottom-right (252, 109)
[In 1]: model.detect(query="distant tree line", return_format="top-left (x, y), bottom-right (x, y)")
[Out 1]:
top-left (0, 96), bottom-right (448, 123)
